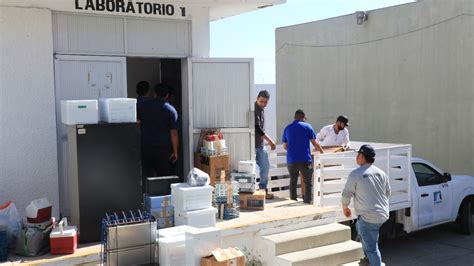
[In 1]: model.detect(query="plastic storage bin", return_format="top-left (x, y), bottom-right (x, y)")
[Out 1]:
top-left (175, 207), bottom-right (217, 228)
top-left (99, 98), bottom-right (137, 123)
top-left (61, 100), bottom-right (98, 125)
top-left (171, 183), bottom-right (213, 212)
top-left (231, 173), bottom-right (257, 193)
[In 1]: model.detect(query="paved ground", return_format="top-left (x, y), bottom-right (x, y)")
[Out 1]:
top-left (380, 222), bottom-right (474, 266)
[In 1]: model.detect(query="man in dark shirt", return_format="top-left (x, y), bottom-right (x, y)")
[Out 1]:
top-left (136, 81), bottom-right (152, 116)
top-left (255, 90), bottom-right (277, 199)
top-left (138, 84), bottom-right (179, 184)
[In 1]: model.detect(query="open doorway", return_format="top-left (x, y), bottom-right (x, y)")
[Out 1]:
top-left (126, 57), bottom-right (184, 181)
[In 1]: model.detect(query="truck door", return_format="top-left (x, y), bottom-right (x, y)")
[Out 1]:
top-left (54, 55), bottom-right (127, 216)
top-left (412, 162), bottom-right (452, 228)
top-left (182, 58), bottom-right (255, 174)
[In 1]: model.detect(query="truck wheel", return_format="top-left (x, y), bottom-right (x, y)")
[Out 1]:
top-left (460, 200), bottom-right (473, 235)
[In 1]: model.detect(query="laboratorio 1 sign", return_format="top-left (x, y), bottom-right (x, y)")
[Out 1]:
top-left (75, 0), bottom-right (186, 17)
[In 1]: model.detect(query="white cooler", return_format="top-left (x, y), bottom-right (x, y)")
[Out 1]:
top-left (158, 235), bottom-right (186, 266)
top-left (171, 183), bottom-right (213, 212)
top-left (61, 100), bottom-right (98, 125)
top-left (185, 227), bottom-right (221, 266)
top-left (175, 207), bottom-right (217, 228)
top-left (158, 225), bottom-right (196, 238)
top-left (99, 98), bottom-right (137, 123)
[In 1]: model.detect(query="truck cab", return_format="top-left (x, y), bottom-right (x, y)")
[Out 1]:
top-left (407, 158), bottom-right (474, 234)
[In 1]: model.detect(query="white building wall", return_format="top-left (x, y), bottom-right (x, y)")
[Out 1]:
top-left (276, 0), bottom-right (474, 175)
top-left (0, 2), bottom-right (212, 215)
top-left (0, 6), bottom-right (59, 216)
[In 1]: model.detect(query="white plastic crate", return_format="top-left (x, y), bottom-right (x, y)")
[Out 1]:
top-left (231, 172), bottom-right (257, 193)
top-left (238, 160), bottom-right (256, 173)
top-left (60, 100), bottom-right (98, 125)
top-left (158, 235), bottom-right (185, 266)
top-left (157, 225), bottom-right (196, 238)
top-left (99, 98), bottom-right (137, 123)
top-left (185, 227), bottom-right (221, 266)
top-left (171, 183), bottom-right (213, 212)
top-left (174, 207), bottom-right (217, 228)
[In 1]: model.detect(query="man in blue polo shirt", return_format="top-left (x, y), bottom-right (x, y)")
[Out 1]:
top-left (282, 109), bottom-right (324, 203)
top-left (138, 84), bottom-right (179, 184)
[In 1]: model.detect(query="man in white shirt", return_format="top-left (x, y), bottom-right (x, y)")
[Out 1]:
top-left (317, 115), bottom-right (350, 149)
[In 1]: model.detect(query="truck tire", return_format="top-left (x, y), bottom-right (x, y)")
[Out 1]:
top-left (460, 200), bottom-right (472, 235)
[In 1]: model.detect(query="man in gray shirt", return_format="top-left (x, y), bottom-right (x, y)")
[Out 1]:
top-left (341, 144), bottom-right (390, 266)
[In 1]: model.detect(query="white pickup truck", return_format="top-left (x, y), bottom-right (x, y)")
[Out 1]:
top-left (311, 141), bottom-right (474, 235)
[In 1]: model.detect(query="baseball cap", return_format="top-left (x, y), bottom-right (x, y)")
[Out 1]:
top-left (358, 144), bottom-right (376, 158)
top-left (337, 115), bottom-right (350, 127)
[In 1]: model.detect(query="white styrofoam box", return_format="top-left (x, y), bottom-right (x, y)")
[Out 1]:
top-left (60, 100), bottom-right (98, 125)
top-left (158, 225), bottom-right (196, 238)
top-left (175, 207), bottom-right (217, 228)
top-left (158, 235), bottom-right (186, 266)
top-left (99, 98), bottom-right (137, 123)
top-left (238, 160), bottom-right (256, 173)
top-left (185, 227), bottom-right (221, 266)
top-left (231, 172), bottom-right (257, 193)
top-left (171, 183), bottom-right (213, 212)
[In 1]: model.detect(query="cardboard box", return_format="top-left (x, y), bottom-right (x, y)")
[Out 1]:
top-left (239, 190), bottom-right (265, 210)
top-left (157, 216), bottom-right (175, 229)
top-left (194, 153), bottom-right (230, 186)
top-left (150, 205), bottom-right (174, 218)
top-left (201, 247), bottom-right (245, 266)
top-left (145, 195), bottom-right (172, 210)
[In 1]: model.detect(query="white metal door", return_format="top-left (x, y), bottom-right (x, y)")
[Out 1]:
top-left (54, 55), bottom-right (127, 216)
top-left (182, 58), bottom-right (255, 173)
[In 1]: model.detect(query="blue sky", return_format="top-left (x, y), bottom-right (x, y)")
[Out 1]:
top-left (210, 0), bottom-right (414, 84)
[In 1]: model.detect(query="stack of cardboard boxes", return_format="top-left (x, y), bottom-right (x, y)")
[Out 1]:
top-left (145, 195), bottom-right (174, 229)
top-left (233, 161), bottom-right (265, 210)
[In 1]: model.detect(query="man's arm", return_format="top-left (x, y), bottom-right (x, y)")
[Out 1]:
top-left (170, 129), bottom-right (179, 162)
top-left (255, 112), bottom-right (276, 150)
top-left (343, 130), bottom-right (350, 150)
top-left (341, 172), bottom-right (357, 218)
top-left (310, 139), bottom-right (324, 153)
top-left (282, 128), bottom-right (288, 150)
top-left (263, 134), bottom-right (276, 151)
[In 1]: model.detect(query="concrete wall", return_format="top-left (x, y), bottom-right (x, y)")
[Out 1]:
top-left (0, 6), bottom-right (59, 216)
top-left (276, 0), bottom-right (474, 175)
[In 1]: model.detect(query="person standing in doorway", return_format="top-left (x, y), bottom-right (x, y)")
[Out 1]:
top-left (255, 90), bottom-right (277, 200)
top-left (317, 115), bottom-right (350, 150)
top-left (341, 144), bottom-right (390, 266)
top-left (136, 81), bottom-right (152, 117)
top-left (282, 109), bottom-right (324, 203)
top-left (138, 84), bottom-right (179, 188)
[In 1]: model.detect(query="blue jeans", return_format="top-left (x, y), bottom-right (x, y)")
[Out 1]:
top-left (357, 217), bottom-right (383, 266)
top-left (255, 147), bottom-right (270, 189)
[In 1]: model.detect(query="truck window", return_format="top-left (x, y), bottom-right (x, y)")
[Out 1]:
top-left (412, 163), bottom-right (443, 187)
